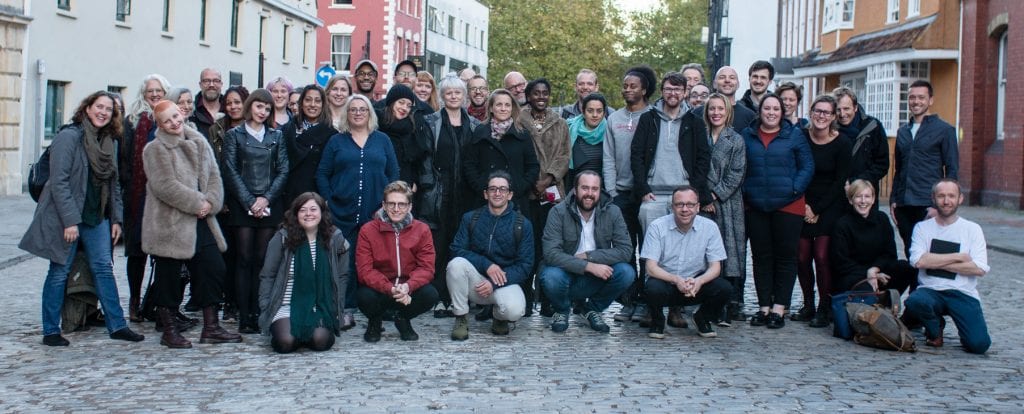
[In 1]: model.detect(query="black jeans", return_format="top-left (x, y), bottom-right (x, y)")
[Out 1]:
top-left (151, 244), bottom-right (225, 309)
top-left (612, 190), bottom-right (644, 304)
top-left (746, 209), bottom-right (803, 309)
top-left (234, 226), bottom-right (276, 324)
top-left (645, 277), bottom-right (732, 326)
top-left (356, 285), bottom-right (439, 320)
top-left (894, 205), bottom-right (929, 260)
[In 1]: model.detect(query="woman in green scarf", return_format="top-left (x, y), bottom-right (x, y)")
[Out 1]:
top-left (565, 93), bottom-right (609, 189)
top-left (259, 192), bottom-right (349, 353)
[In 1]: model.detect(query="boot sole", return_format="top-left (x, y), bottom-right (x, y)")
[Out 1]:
top-left (160, 339), bottom-right (193, 349)
top-left (200, 337), bottom-right (243, 344)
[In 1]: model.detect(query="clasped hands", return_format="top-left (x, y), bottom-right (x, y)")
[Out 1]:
top-left (391, 282), bottom-right (412, 305)
top-left (674, 276), bottom-right (703, 297)
top-left (866, 267), bottom-right (891, 291)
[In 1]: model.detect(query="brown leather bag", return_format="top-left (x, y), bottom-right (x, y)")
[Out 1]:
top-left (846, 287), bottom-right (917, 352)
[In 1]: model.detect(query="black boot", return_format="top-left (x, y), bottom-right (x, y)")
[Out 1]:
top-left (394, 316), bottom-right (419, 341)
top-left (200, 306), bottom-right (242, 344)
top-left (364, 318), bottom-right (382, 342)
top-left (157, 307), bottom-right (192, 349)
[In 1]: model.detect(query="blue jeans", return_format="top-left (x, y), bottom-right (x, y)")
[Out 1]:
top-left (42, 220), bottom-right (127, 336)
top-left (904, 287), bottom-right (991, 354)
top-left (539, 263), bottom-right (634, 315)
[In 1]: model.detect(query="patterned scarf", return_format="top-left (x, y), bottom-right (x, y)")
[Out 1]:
top-left (490, 119), bottom-right (513, 141)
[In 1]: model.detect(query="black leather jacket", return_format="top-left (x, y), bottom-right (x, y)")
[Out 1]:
top-left (221, 125), bottom-right (289, 208)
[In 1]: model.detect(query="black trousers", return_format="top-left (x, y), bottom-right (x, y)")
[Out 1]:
top-left (524, 201), bottom-right (554, 307)
top-left (645, 277), bottom-right (732, 325)
top-left (356, 285), bottom-right (439, 320)
top-left (894, 205), bottom-right (929, 260)
top-left (612, 190), bottom-right (644, 304)
top-left (746, 209), bottom-right (802, 309)
top-left (151, 243), bottom-right (225, 309)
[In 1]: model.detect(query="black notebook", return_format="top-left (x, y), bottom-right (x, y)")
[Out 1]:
top-left (926, 239), bottom-right (960, 279)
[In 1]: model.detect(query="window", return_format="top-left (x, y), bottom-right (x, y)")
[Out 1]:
top-left (161, 0), bottom-right (171, 32)
top-left (897, 61), bottom-right (929, 127)
top-left (106, 85), bottom-right (126, 96)
top-left (229, 71), bottom-right (243, 87)
top-left (887, 0), bottom-right (899, 23)
top-left (331, 34), bottom-right (352, 71)
top-left (465, 23), bottom-right (470, 45)
top-left (199, 0), bottom-right (208, 40)
top-left (448, 16), bottom-right (455, 39)
top-left (332, 0), bottom-right (352, 5)
top-left (865, 63), bottom-right (897, 133)
top-left (229, 1), bottom-right (241, 48)
top-left (282, 24), bottom-right (290, 61)
top-left (427, 6), bottom-right (439, 32)
top-left (45, 81), bottom-right (68, 139)
top-left (908, 0), bottom-right (920, 17)
top-left (822, 0), bottom-right (854, 32)
top-left (57, 0), bottom-right (70, 11)
top-left (996, 31), bottom-right (1007, 140)
top-left (115, 0), bottom-right (131, 22)
top-left (302, 29), bottom-right (311, 65)
top-left (840, 72), bottom-right (867, 103)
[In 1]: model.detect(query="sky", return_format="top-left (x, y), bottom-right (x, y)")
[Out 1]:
top-left (614, 0), bottom-right (661, 14)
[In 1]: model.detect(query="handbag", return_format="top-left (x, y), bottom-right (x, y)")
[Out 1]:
top-left (847, 298), bottom-right (916, 352)
top-left (831, 279), bottom-right (881, 339)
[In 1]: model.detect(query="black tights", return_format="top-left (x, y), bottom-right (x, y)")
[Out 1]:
top-left (270, 319), bottom-right (335, 353)
top-left (126, 255), bottom-right (148, 306)
top-left (234, 226), bottom-right (276, 326)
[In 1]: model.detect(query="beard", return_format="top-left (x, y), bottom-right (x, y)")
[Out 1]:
top-left (202, 88), bottom-right (220, 102)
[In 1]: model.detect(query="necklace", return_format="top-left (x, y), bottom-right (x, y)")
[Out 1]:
top-left (532, 111), bottom-right (546, 130)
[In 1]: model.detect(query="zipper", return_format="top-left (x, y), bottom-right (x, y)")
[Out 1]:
top-left (394, 228), bottom-right (402, 287)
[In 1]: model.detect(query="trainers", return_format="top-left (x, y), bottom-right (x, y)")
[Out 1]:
top-left (491, 318), bottom-right (510, 335)
top-left (766, 312), bottom-right (785, 329)
top-left (42, 334), bottom-right (70, 347)
top-left (585, 311), bottom-right (610, 333)
top-left (613, 305), bottom-right (635, 322)
top-left (451, 315), bottom-right (469, 341)
top-left (648, 324), bottom-right (665, 339)
top-left (110, 327), bottom-right (145, 342)
top-left (750, 311), bottom-right (768, 327)
top-left (550, 312), bottom-right (569, 333)
top-left (631, 304), bottom-right (648, 322)
top-left (715, 317), bottom-right (732, 328)
top-left (693, 312), bottom-right (717, 338)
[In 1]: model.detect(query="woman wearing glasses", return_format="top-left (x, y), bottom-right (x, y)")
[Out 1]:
top-left (317, 95), bottom-right (399, 329)
top-left (793, 95), bottom-right (851, 328)
top-left (355, 181), bottom-right (437, 342)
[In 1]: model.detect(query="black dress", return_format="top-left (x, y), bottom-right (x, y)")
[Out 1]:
top-left (801, 131), bottom-right (852, 237)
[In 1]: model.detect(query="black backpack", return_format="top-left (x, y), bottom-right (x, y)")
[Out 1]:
top-left (28, 145), bottom-right (51, 202)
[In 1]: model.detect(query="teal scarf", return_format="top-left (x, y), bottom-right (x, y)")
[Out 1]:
top-left (567, 115), bottom-right (607, 168)
top-left (290, 239), bottom-right (338, 341)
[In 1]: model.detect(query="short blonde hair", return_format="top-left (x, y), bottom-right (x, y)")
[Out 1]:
top-left (383, 180), bottom-right (414, 203)
top-left (846, 179), bottom-right (875, 202)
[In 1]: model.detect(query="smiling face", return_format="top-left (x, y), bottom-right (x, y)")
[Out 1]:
top-left (779, 89), bottom-right (799, 117)
top-left (225, 91), bottom-right (245, 121)
top-left (443, 87), bottom-right (464, 110)
top-left (490, 93), bottom-right (513, 123)
top-left (86, 96), bottom-right (115, 129)
top-left (527, 83), bottom-right (550, 112)
top-left (688, 84), bottom-right (710, 108)
top-left (270, 83), bottom-right (290, 110)
top-left (836, 95), bottom-right (857, 127)
top-left (749, 68), bottom-right (771, 95)
top-left (575, 72), bottom-right (598, 101)
top-left (908, 86), bottom-right (933, 118)
top-left (297, 198), bottom-right (322, 233)
top-left (176, 91), bottom-right (195, 117)
top-left (759, 96), bottom-right (782, 130)
top-left (671, 189), bottom-right (700, 229)
top-left (383, 191), bottom-right (411, 222)
top-left (504, 72), bottom-right (527, 105)
top-left (347, 98), bottom-right (370, 129)
top-left (468, 78), bottom-right (489, 106)
top-left (714, 67), bottom-right (739, 97)
top-left (850, 186), bottom-right (875, 218)
top-left (810, 101), bottom-right (835, 132)
top-left (484, 176), bottom-right (512, 211)
top-left (288, 92), bottom-right (300, 115)
top-left (301, 91), bottom-right (323, 122)
top-left (583, 99), bottom-right (605, 129)
top-left (706, 96), bottom-right (728, 128)
top-left (574, 173), bottom-right (602, 212)
top-left (200, 69), bottom-right (223, 102)
top-left (661, 81), bottom-right (685, 109)
top-left (414, 80), bottom-right (433, 102)
top-left (354, 65), bottom-right (377, 94)
top-left (622, 75), bottom-right (645, 105)
top-left (328, 80), bottom-right (350, 108)
top-left (156, 105), bottom-right (185, 135)
top-left (391, 98), bottom-right (412, 120)
top-left (248, 100), bottom-right (270, 124)
top-left (932, 181), bottom-right (963, 219)
top-left (143, 79), bottom-right (166, 109)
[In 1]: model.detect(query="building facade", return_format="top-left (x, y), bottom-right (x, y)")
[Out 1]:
top-left (15, 0), bottom-right (321, 195)
top-left (712, 0), bottom-right (779, 95)
top-left (958, 0), bottom-right (1021, 208)
top-left (316, 0), bottom-right (423, 101)
top-left (423, 0), bottom-right (488, 79)
top-left (0, 0), bottom-right (29, 195)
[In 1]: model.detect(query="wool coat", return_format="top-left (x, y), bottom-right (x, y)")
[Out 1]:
top-left (141, 126), bottom-right (227, 259)
top-left (515, 108), bottom-right (570, 198)
top-left (706, 126), bottom-right (747, 278)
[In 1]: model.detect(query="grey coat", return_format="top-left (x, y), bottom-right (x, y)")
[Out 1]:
top-left (542, 189), bottom-right (633, 274)
top-left (706, 127), bottom-right (746, 278)
top-left (20, 124), bottom-right (124, 265)
top-left (258, 228), bottom-right (350, 335)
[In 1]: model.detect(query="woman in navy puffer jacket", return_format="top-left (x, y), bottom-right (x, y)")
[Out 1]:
top-left (741, 93), bottom-right (814, 329)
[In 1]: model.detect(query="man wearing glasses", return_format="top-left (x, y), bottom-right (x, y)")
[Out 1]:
top-left (191, 68), bottom-right (224, 138)
top-left (642, 186), bottom-right (731, 339)
top-left (446, 172), bottom-right (534, 340)
top-left (503, 71), bottom-right (528, 106)
top-left (353, 59), bottom-right (380, 100)
top-left (466, 75), bottom-right (490, 121)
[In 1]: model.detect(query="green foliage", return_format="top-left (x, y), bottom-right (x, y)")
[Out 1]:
top-left (621, 0), bottom-right (708, 80)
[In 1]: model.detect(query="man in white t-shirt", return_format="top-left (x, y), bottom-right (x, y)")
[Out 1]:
top-left (904, 179), bottom-right (991, 354)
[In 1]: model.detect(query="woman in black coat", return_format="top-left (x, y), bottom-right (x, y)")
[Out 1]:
top-left (282, 84), bottom-right (335, 207)
top-left (376, 84), bottom-right (432, 190)
top-left (462, 88), bottom-right (540, 211)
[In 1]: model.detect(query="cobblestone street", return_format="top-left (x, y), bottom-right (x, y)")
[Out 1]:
top-left (1, 194), bottom-right (1022, 412)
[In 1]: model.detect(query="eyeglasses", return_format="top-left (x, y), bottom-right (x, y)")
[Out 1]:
top-left (356, 71), bottom-right (377, 78)
top-left (384, 201), bottom-right (410, 210)
top-left (200, 79), bottom-right (222, 85)
top-left (508, 82), bottom-right (526, 91)
top-left (396, 71), bottom-right (416, 78)
top-left (348, 107), bottom-right (369, 114)
top-left (811, 109), bottom-right (834, 117)
top-left (469, 86), bottom-right (489, 93)
top-left (689, 92), bottom-right (710, 99)
top-left (486, 186), bottom-right (510, 194)
top-left (662, 87), bottom-right (686, 95)
top-left (672, 202), bottom-right (699, 209)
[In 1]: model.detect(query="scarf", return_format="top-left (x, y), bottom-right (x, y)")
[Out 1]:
top-left (81, 120), bottom-right (115, 219)
top-left (130, 113), bottom-right (155, 218)
top-left (567, 115), bottom-right (607, 169)
top-left (468, 103), bottom-right (487, 121)
top-left (289, 238), bottom-right (338, 341)
top-left (295, 119), bottom-right (316, 135)
top-left (377, 207), bottom-right (413, 232)
top-left (490, 119), bottom-right (513, 141)
top-left (381, 116), bottom-right (418, 162)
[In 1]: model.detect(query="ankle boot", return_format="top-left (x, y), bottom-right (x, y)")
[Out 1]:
top-left (157, 307), bottom-right (192, 349)
top-left (364, 318), bottom-right (383, 342)
top-left (394, 316), bottom-right (419, 341)
top-left (200, 306), bottom-right (242, 344)
top-left (128, 297), bottom-right (143, 322)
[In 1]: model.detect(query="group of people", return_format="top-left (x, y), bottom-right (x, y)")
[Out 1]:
top-left (21, 57), bottom-right (991, 354)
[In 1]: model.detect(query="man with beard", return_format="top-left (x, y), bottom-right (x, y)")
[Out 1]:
top-left (631, 72), bottom-right (712, 329)
top-left (892, 80), bottom-right (959, 258)
top-left (191, 68), bottom-right (224, 138)
top-left (561, 69), bottom-right (612, 120)
top-left (903, 179), bottom-right (990, 354)
top-left (466, 75), bottom-right (489, 122)
top-left (353, 59), bottom-right (380, 101)
top-left (643, 186), bottom-right (731, 339)
top-left (387, 59), bottom-right (432, 113)
top-left (603, 65), bottom-right (655, 324)
top-left (738, 60), bottom-right (774, 113)
top-left (503, 71), bottom-right (528, 106)
top-left (540, 171), bottom-right (634, 333)
top-left (833, 87), bottom-right (889, 211)
top-left (687, 84), bottom-right (710, 109)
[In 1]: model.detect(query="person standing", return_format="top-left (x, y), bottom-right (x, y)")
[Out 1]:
top-left (833, 87), bottom-right (888, 211)
top-left (503, 71), bottom-right (528, 106)
top-left (414, 71), bottom-right (440, 112)
top-left (282, 85), bottom-right (335, 207)
top-left (891, 80), bottom-right (959, 258)
top-left (738, 60), bottom-right (774, 113)
top-left (565, 93), bottom-right (609, 187)
top-left (775, 82), bottom-right (807, 129)
top-left (466, 75), bottom-right (490, 122)
top-left (352, 60), bottom-right (380, 101)
top-left (560, 69), bottom-right (612, 120)
top-left (20, 91), bottom-right (145, 346)
top-left (705, 66), bottom-right (756, 129)
top-left (462, 89), bottom-right (540, 211)
top-left (191, 68), bottom-right (224, 138)
top-left (376, 84), bottom-right (431, 190)
top-left (266, 76), bottom-right (294, 129)
top-left (324, 75), bottom-right (352, 131)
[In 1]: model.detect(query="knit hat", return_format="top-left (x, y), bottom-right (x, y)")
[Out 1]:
top-left (385, 84), bottom-right (417, 107)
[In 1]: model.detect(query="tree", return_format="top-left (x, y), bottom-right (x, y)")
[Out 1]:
top-left (487, 0), bottom-right (628, 108)
top-left (621, 0), bottom-right (707, 81)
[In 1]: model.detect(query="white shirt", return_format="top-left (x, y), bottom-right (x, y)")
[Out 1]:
top-left (245, 123), bottom-right (266, 142)
top-left (909, 216), bottom-right (989, 300)
top-left (573, 207), bottom-right (596, 256)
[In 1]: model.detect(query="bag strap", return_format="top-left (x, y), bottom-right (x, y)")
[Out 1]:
top-left (846, 278), bottom-right (885, 299)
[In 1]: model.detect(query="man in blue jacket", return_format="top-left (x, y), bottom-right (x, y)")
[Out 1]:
top-left (891, 80), bottom-right (959, 258)
top-left (540, 171), bottom-right (634, 333)
top-left (447, 171), bottom-right (534, 340)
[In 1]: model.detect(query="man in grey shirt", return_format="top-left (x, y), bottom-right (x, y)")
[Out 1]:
top-left (641, 186), bottom-right (731, 339)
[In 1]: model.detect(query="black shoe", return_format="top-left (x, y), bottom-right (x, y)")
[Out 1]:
top-left (809, 309), bottom-right (831, 328)
top-left (364, 318), bottom-right (382, 342)
top-left (790, 306), bottom-right (815, 322)
top-left (726, 302), bottom-right (745, 322)
top-left (693, 312), bottom-right (717, 338)
top-left (750, 311), bottom-right (768, 326)
top-left (110, 327), bottom-right (145, 342)
top-left (433, 304), bottom-right (455, 318)
top-left (540, 302), bottom-right (554, 318)
top-left (394, 317), bottom-right (419, 341)
top-left (648, 324), bottom-right (666, 339)
top-left (766, 312), bottom-right (785, 329)
top-left (475, 305), bottom-right (493, 321)
top-left (238, 324), bottom-right (259, 334)
top-left (43, 334), bottom-right (70, 346)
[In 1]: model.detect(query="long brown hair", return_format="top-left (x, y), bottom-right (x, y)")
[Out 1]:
top-left (282, 192), bottom-right (336, 250)
top-left (71, 91), bottom-right (124, 138)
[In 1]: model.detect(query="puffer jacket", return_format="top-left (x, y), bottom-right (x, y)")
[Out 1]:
top-left (449, 203), bottom-right (535, 287)
top-left (741, 120), bottom-right (814, 212)
top-left (542, 190), bottom-right (632, 274)
top-left (220, 125), bottom-right (289, 208)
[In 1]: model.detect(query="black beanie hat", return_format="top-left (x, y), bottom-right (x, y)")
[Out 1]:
top-left (385, 84), bottom-right (418, 107)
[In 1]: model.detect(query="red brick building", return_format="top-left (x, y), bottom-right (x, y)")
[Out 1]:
top-left (316, 0), bottom-right (423, 101)
top-left (958, 0), bottom-right (1022, 208)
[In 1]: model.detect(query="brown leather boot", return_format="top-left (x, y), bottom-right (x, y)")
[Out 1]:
top-left (667, 306), bottom-right (689, 328)
top-left (157, 307), bottom-right (192, 349)
top-left (200, 306), bottom-right (242, 344)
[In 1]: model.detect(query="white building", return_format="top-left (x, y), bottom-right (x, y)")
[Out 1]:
top-left (718, 0), bottom-right (779, 94)
top-left (13, 0), bottom-right (321, 194)
top-left (423, 0), bottom-right (488, 79)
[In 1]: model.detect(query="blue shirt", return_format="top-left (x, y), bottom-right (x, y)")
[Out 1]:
top-left (316, 130), bottom-right (399, 240)
top-left (640, 214), bottom-right (726, 278)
